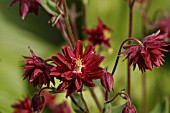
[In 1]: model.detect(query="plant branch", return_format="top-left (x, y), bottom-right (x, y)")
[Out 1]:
top-left (142, 72), bottom-right (147, 113)
top-left (127, 0), bottom-right (135, 97)
top-left (105, 90), bottom-right (131, 105)
top-left (89, 87), bottom-right (102, 112)
top-left (69, 95), bottom-right (86, 113)
top-left (38, 87), bottom-right (55, 95)
top-left (58, 19), bottom-right (74, 50)
top-left (80, 92), bottom-right (89, 113)
top-left (63, 0), bottom-right (76, 46)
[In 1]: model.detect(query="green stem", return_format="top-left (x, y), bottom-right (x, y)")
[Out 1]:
top-left (89, 87), bottom-right (102, 112)
top-left (80, 92), bottom-right (89, 113)
top-left (38, 87), bottom-right (55, 95)
top-left (142, 72), bottom-right (147, 113)
top-left (70, 95), bottom-right (86, 113)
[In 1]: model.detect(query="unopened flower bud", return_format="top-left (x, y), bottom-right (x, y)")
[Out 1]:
top-left (101, 72), bottom-right (114, 92)
top-left (122, 104), bottom-right (137, 113)
top-left (31, 94), bottom-right (45, 113)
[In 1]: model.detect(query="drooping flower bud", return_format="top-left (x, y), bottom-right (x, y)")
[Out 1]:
top-left (101, 72), bottom-right (114, 92)
top-left (31, 94), bottom-right (45, 113)
top-left (122, 104), bottom-right (137, 113)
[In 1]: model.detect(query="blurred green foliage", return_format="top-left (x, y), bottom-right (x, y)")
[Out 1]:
top-left (0, 0), bottom-right (170, 113)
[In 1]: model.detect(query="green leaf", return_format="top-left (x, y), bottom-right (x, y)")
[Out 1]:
top-left (150, 97), bottom-right (169, 113)
top-left (104, 103), bottom-right (125, 113)
top-left (40, 0), bottom-right (58, 16)
top-left (71, 93), bottom-right (85, 113)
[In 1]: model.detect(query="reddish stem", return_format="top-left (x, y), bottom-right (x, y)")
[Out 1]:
top-left (105, 91), bottom-right (131, 106)
top-left (111, 38), bottom-right (143, 76)
top-left (63, 0), bottom-right (76, 46)
top-left (127, 0), bottom-right (135, 97)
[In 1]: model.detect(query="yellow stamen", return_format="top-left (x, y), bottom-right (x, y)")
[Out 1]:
top-left (75, 58), bottom-right (83, 73)
top-left (103, 30), bottom-right (112, 39)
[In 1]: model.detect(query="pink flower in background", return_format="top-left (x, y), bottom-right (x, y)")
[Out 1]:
top-left (22, 48), bottom-right (55, 88)
top-left (51, 101), bottom-right (71, 113)
top-left (51, 40), bottom-right (104, 97)
top-left (121, 31), bottom-right (169, 72)
top-left (153, 17), bottom-right (170, 36)
top-left (12, 98), bottom-right (32, 113)
top-left (42, 91), bottom-right (56, 107)
top-left (84, 19), bottom-right (112, 48)
top-left (10, 0), bottom-right (41, 19)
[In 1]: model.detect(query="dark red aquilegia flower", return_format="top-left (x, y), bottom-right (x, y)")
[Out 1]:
top-left (121, 31), bottom-right (169, 72)
top-left (12, 98), bottom-right (32, 113)
top-left (22, 48), bottom-right (55, 88)
top-left (84, 18), bottom-right (112, 48)
top-left (10, 0), bottom-right (41, 19)
top-left (51, 40), bottom-right (105, 97)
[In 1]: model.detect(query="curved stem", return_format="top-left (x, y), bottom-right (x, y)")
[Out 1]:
top-left (105, 90), bottom-right (131, 106)
top-left (38, 87), bottom-right (55, 95)
top-left (80, 92), bottom-right (89, 113)
top-left (89, 88), bottom-right (102, 112)
top-left (111, 38), bottom-right (143, 76)
top-left (70, 95), bottom-right (86, 113)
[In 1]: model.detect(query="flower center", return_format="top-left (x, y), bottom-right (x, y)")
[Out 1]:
top-left (103, 30), bottom-right (112, 39)
top-left (75, 58), bottom-right (83, 73)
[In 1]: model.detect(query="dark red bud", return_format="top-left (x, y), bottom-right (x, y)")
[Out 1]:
top-left (31, 94), bottom-right (45, 112)
top-left (101, 72), bottom-right (114, 92)
top-left (122, 104), bottom-right (137, 113)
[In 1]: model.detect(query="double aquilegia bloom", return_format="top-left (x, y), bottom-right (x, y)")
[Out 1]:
top-left (121, 31), bottom-right (169, 72)
top-left (84, 19), bottom-right (112, 48)
top-left (22, 48), bottom-right (55, 88)
top-left (51, 40), bottom-right (105, 97)
top-left (10, 0), bottom-right (41, 19)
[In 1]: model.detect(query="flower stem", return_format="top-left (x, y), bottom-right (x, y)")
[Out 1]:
top-left (69, 95), bottom-right (86, 113)
top-left (142, 72), bottom-right (147, 113)
top-left (127, 0), bottom-right (135, 97)
top-left (111, 38), bottom-right (143, 76)
top-left (38, 87), bottom-right (55, 95)
top-left (83, 0), bottom-right (88, 29)
top-left (102, 91), bottom-right (109, 113)
top-left (80, 92), bottom-right (89, 113)
top-left (58, 20), bottom-right (74, 50)
top-left (89, 87), bottom-right (102, 112)
top-left (63, 0), bottom-right (76, 46)
top-left (105, 90), bottom-right (131, 105)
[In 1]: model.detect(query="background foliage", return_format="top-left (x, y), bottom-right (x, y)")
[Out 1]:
top-left (0, 0), bottom-right (170, 113)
